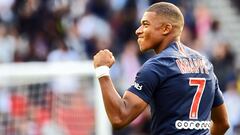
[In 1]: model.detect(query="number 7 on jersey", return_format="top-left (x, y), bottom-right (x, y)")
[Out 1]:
top-left (189, 78), bottom-right (206, 119)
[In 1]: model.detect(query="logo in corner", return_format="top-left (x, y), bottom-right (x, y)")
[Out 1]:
top-left (134, 82), bottom-right (142, 90)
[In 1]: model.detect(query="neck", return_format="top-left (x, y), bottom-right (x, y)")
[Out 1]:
top-left (154, 35), bottom-right (180, 54)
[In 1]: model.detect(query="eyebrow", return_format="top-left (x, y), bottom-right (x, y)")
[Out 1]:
top-left (141, 20), bottom-right (150, 24)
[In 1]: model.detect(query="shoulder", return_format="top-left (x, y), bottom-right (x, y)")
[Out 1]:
top-left (139, 56), bottom-right (169, 79)
top-left (142, 56), bottom-right (163, 71)
top-left (138, 59), bottom-right (158, 76)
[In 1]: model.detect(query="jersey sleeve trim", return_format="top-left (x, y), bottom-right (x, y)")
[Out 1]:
top-left (212, 101), bottom-right (224, 108)
top-left (127, 87), bottom-right (150, 104)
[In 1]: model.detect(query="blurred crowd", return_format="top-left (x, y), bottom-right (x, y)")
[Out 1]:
top-left (0, 0), bottom-right (240, 135)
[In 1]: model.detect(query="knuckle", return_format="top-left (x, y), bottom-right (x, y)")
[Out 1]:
top-left (104, 49), bottom-right (109, 51)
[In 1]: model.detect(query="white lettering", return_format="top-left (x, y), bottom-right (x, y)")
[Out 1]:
top-left (175, 120), bottom-right (211, 130)
top-left (134, 82), bottom-right (142, 90)
top-left (176, 58), bottom-right (209, 74)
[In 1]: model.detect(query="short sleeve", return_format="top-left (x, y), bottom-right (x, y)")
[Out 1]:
top-left (128, 62), bottom-right (161, 104)
top-left (212, 74), bottom-right (224, 107)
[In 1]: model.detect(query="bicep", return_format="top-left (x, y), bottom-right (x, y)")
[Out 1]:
top-left (118, 62), bottom-right (160, 126)
top-left (121, 91), bottom-right (148, 125)
top-left (211, 103), bottom-right (230, 134)
top-left (211, 103), bottom-right (228, 124)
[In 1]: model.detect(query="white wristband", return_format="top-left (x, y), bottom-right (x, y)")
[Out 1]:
top-left (95, 66), bottom-right (110, 79)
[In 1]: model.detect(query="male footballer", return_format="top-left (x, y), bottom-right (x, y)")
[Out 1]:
top-left (93, 2), bottom-right (229, 135)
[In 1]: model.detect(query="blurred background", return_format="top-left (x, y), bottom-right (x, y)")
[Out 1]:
top-left (0, 0), bottom-right (240, 135)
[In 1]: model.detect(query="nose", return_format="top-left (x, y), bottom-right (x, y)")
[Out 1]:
top-left (135, 26), bottom-right (143, 36)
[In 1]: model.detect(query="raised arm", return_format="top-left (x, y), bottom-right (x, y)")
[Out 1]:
top-left (93, 49), bottom-right (148, 129)
top-left (210, 103), bottom-right (230, 135)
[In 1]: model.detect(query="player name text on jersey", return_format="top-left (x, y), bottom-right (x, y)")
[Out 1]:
top-left (176, 58), bottom-right (209, 74)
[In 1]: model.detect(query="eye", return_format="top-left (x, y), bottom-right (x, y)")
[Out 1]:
top-left (141, 20), bottom-right (149, 28)
top-left (142, 23), bottom-right (149, 28)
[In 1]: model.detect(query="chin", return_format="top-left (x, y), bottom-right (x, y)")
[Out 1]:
top-left (138, 40), bottom-right (148, 52)
top-left (139, 46), bottom-right (148, 52)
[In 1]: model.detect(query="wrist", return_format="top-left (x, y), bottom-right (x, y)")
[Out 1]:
top-left (95, 65), bottom-right (110, 79)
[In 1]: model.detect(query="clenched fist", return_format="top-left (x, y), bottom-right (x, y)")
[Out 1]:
top-left (93, 49), bottom-right (115, 68)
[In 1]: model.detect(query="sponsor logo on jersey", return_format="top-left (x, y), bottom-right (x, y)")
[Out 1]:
top-left (134, 82), bottom-right (142, 90)
top-left (175, 120), bottom-right (211, 130)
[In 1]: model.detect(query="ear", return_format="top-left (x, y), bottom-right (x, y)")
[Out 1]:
top-left (162, 23), bottom-right (173, 35)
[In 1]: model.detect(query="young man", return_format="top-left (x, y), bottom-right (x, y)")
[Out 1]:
top-left (93, 2), bottom-right (229, 135)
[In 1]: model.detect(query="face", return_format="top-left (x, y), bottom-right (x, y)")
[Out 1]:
top-left (135, 12), bottom-right (164, 52)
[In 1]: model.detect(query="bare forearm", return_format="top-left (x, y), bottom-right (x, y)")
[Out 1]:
top-left (93, 50), bottom-right (147, 129)
top-left (98, 76), bottom-right (128, 127)
top-left (211, 104), bottom-right (230, 135)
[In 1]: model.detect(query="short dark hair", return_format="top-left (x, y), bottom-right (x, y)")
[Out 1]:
top-left (146, 2), bottom-right (184, 27)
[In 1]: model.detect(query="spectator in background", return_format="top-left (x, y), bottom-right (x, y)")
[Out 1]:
top-left (65, 18), bottom-right (87, 60)
top-left (223, 79), bottom-right (240, 135)
top-left (12, 0), bottom-right (69, 62)
top-left (194, 4), bottom-right (211, 40)
top-left (47, 39), bottom-right (80, 62)
top-left (77, 11), bottom-right (112, 58)
top-left (9, 26), bottom-right (30, 62)
top-left (68, 0), bottom-right (87, 18)
top-left (230, 0), bottom-right (240, 14)
top-left (0, 0), bottom-right (14, 22)
top-left (86, 0), bottom-right (110, 20)
top-left (0, 23), bottom-right (15, 63)
top-left (211, 43), bottom-right (235, 92)
top-left (202, 19), bottom-right (227, 58)
top-left (26, 32), bottom-right (49, 61)
top-left (0, 24), bottom-right (29, 63)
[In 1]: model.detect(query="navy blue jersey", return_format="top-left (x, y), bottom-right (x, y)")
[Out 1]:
top-left (128, 41), bottom-right (224, 135)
